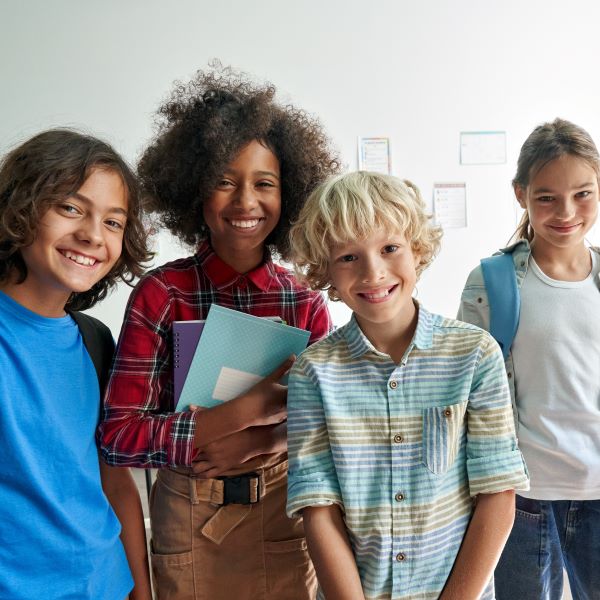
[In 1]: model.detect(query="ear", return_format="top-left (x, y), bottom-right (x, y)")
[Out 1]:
top-left (411, 247), bottom-right (421, 269)
top-left (327, 285), bottom-right (339, 301)
top-left (514, 184), bottom-right (527, 209)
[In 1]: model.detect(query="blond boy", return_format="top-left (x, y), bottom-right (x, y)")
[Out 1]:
top-left (286, 172), bottom-right (529, 600)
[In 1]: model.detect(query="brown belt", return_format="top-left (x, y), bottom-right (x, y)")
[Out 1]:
top-left (191, 472), bottom-right (261, 505)
top-left (158, 460), bottom-right (288, 545)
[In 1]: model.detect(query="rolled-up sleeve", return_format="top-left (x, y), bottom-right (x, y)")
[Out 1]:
top-left (286, 356), bottom-right (343, 518)
top-left (466, 334), bottom-right (529, 496)
top-left (99, 273), bottom-right (197, 468)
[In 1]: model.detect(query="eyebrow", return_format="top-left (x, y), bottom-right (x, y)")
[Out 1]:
top-left (222, 169), bottom-right (281, 180)
top-left (533, 182), bottom-right (596, 194)
top-left (71, 192), bottom-right (128, 216)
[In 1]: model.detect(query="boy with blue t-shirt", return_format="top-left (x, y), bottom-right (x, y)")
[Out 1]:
top-left (0, 130), bottom-right (152, 599)
top-left (287, 171), bottom-right (529, 600)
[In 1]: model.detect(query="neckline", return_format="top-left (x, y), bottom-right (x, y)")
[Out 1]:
top-left (0, 290), bottom-right (75, 328)
top-left (529, 250), bottom-right (597, 289)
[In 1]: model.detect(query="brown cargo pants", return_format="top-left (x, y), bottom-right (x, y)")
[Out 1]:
top-left (149, 459), bottom-right (317, 600)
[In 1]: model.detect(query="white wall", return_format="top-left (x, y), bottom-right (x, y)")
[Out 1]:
top-left (2, 0), bottom-right (600, 337)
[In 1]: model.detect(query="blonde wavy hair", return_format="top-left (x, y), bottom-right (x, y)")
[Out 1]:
top-left (289, 171), bottom-right (442, 299)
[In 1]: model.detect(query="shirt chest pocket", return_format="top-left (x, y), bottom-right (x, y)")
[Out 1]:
top-left (422, 400), bottom-right (468, 475)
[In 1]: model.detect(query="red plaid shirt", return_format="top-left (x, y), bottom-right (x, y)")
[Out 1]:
top-left (99, 241), bottom-right (331, 468)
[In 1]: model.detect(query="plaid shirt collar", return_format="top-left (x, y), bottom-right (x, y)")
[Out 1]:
top-left (344, 301), bottom-right (434, 360)
top-left (196, 240), bottom-right (276, 292)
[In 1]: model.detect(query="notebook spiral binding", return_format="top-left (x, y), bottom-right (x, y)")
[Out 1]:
top-left (173, 332), bottom-right (180, 368)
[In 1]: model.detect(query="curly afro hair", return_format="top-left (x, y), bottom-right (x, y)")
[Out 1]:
top-left (138, 63), bottom-right (340, 259)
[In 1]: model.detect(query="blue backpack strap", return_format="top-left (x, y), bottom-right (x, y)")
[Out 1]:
top-left (480, 252), bottom-right (520, 359)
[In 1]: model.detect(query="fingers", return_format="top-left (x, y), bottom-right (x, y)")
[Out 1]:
top-left (192, 460), bottom-right (222, 479)
top-left (198, 467), bottom-right (221, 479)
top-left (191, 459), bottom-right (212, 475)
top-left (267, 354), bottom-right (296, 382)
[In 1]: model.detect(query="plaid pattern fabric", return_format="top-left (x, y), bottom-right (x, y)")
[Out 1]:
top-left (99, 241), bottom-right (331, 468)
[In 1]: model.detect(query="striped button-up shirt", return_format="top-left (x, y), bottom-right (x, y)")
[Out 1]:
top-left (287, 306), bottom-right (529, 600)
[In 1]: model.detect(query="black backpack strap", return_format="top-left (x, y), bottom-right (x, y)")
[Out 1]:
top-left (69, 311), bottom-right (115, 397)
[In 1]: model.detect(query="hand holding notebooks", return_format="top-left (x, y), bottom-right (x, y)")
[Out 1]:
top-left (176, 305), bottom-right (310, 411)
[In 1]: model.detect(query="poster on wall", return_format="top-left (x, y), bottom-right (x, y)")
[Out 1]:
top-left (433, 183), bottom-right (467, 228)
top-left (460, 131), bottom-right (506, 165)
top-left (358, 137), bottom-right (391, 174)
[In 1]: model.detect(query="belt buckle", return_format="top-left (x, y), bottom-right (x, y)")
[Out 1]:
top-left (219, 472), bottom-right (260, 505)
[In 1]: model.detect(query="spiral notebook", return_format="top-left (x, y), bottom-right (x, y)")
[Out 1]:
top-left (172, 320), bottom-right (205, 406)
top-left (175, 305), bottom-right (310, 411)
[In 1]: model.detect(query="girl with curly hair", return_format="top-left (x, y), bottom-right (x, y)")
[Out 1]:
top-left (0, 129), bottom-right (152, 600)
top-left (100, 65), bottom-right (339, 599)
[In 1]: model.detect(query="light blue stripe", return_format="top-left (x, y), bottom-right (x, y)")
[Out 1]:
top-left (287, 307), bottom-right (528, 599)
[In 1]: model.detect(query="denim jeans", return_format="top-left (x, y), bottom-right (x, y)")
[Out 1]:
top-left (495, 495), bottom-right (600, 600)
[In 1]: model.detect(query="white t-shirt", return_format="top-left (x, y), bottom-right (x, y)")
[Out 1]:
top-left (513, 250), bottom-right (600, 500)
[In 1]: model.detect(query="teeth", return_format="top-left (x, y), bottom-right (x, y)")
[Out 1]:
top-left (62, 250), bottom-right (96, 266)
top-left (364, 289), bottom-right (390, 299)
top-left (230, 219), bottom-right (260, 229)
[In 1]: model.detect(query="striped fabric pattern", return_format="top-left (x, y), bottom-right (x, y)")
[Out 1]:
top-left (287, 306), bottom-right (529, 600)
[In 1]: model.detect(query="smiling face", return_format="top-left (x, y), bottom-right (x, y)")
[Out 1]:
top-left (11, 167), bottom-right (128, 316)
top-left (203, 139), bottom-right (281, 273)
top-left (516, 154), bottom-right (599, 258)
top-left (327, 228), bottom-right (420, 347)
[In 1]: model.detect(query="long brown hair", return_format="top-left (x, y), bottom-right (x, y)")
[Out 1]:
top-left (0, 129), bottom-right (153, 310)
top-left (512, 118), bottom-right (600, 242)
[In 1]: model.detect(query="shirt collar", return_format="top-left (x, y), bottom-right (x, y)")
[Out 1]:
top-left (498, 238), bottom-right (531, 283)
top-left (344, 302), bottom-right (435, 360)
top-left (196, 240), bottom-right (276, 292)
top-left (499, 238), bottom-right (530, 257)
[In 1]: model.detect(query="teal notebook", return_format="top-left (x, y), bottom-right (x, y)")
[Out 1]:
top-left (176, 305), bottom-right (310, 411)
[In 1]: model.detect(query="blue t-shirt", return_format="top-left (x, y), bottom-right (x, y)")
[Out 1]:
top-left (0, 291), bottom-right (133, 600)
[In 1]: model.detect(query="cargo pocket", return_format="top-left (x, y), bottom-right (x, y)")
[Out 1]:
top-left (264, 537), bottom-right (316, 600)
top-left (151, 547), bottom-right (194, 600)
top-left (422, 400), bottom-right (468, 474)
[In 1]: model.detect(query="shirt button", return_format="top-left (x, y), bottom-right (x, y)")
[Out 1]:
top-left (393, 434), bottom-right (403, 443)
top-left (395, 492), bottom-right (404, 502)
top-left (389, 380), bottom-right (398, 390)
top-left (507, 372), bottom-right (512, 379)
top-left (477, 297), bottom-right (483, 303)
top-left (396, 552), bottom-right (405, 562)
top-left (444, 408), bottom-right (452, 417)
